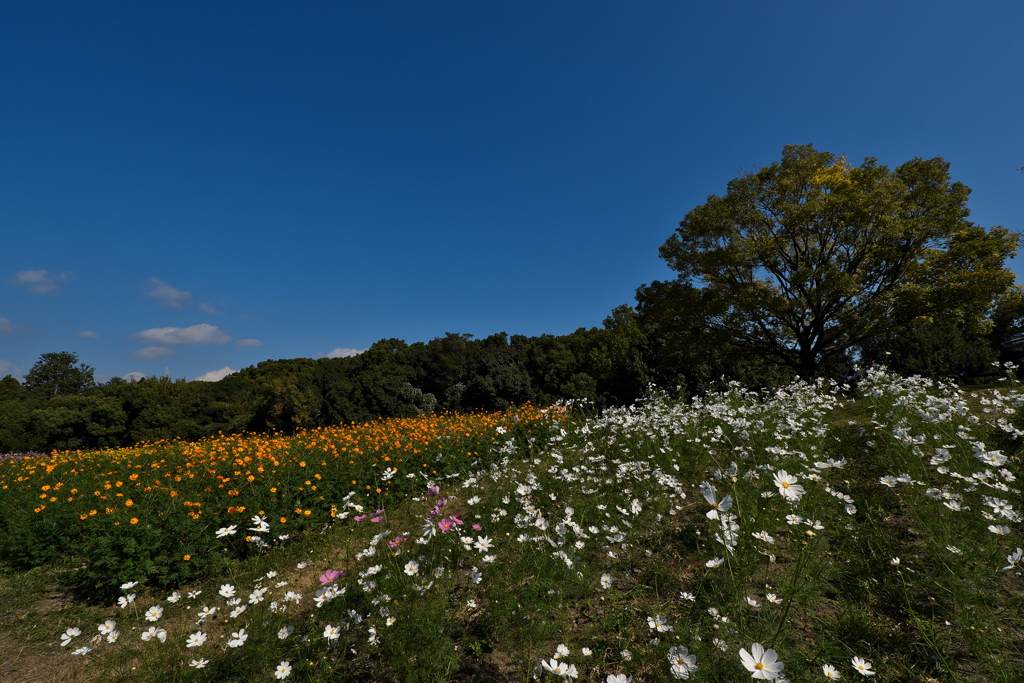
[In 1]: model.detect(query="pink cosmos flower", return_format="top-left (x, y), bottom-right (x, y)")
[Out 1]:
top-left (472, 524), bottom-right (483, 531)
top-left (449, 514), bottom-right (464, 526)
top-left (319, 570), bottom-right (343, 586)
top-left (353, 515), bottom-right (366, 522)
top-left (388, 536), bottom-right (407, 548)
top-left (438, 518), bottom-right (454, 533)
top-left (425, 486), bottom-right (440, 497)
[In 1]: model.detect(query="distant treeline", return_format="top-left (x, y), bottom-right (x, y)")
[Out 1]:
top-left (2, 300), bottom-right (1020, 453)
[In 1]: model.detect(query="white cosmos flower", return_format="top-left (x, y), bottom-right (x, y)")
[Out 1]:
top-left (706, 557), bottom-right (724, 568)
top-left (140, 626), bottom-right (167, 642)
top-left (60, 627), bottom-right (81, 646)
top-left (739, 642), bottom-right (783, 679)
top-left (773, 470), bottom-right (805, 501)
top-left (851, 656), bottom-right (875, 676)
top-left (227, 628), bottom-right (248, 648)
top-left (218, 584), bottom-right (236, 598)
top-left (648, 614), bottom-right (672, 631)
top-left (144, 605), bottom-right (163, 622)
top-left (668, 644), bottom-right (697, 674)
top-left (275, 661), bottom-right (292, 679)
top-left (999, 547), bottom-right (1023, 572)
top-left (186, 631), bottom-right (207, 648)
top-left (701, 484), bottom-right (733, 519)
top-left (404, 560), bottom-right (419, 576)
top-left (541, 658), bottom-right (577, 677)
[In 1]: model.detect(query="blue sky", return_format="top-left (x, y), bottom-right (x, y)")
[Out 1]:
top-left (2, 1), bottom-right (1022, 383)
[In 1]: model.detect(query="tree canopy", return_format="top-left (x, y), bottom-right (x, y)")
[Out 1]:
top-left (639, 144), bottom-right (1020, 380)
top-left (23, 351), bottom-right (96, 397)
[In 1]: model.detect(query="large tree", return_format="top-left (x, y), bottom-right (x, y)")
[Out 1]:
top-left (23, 351), bottom-right (96, 397)
top-left (640, 144), bottom-right (1019, 380)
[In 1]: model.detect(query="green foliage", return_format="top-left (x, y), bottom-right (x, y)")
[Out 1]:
top-left (29, 395), bottom-right (128, 451)
top-left (636, 279), bottom-right (793, 393)
top-left (24, 351), bottom-right (96, 397)
top-left (861, 317), bottom-right (996, 380)
top-left (68, 517), bottom-right (219, 604)
top-left (643, 144), bottom-right (1019, 380)
top-left (0, 396), bottom-right (41, 452)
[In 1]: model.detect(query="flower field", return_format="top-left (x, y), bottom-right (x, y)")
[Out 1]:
top-left (1, 370), bottom-right (1022, 682)
top-left (0, 405), bottom-right (561, 601)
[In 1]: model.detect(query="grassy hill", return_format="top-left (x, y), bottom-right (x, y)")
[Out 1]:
top-left (1, 370), bottom-right (1022, 682)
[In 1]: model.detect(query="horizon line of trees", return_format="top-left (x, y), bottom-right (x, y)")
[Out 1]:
top-left (3, 293), bottom-right (1023, 453)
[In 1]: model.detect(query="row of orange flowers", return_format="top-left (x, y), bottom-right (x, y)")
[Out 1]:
top-left (1, 404), bottom-right (564, 525)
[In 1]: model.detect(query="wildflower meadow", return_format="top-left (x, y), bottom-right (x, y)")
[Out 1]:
top-left (1, 368), bottom-right (1022, 682)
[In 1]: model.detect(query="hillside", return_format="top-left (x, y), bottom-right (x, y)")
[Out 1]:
top-left (1, 369), bottom-right (1022, 682)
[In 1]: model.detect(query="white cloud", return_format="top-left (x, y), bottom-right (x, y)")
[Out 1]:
top-left (0, 318), bottom-right (28, 335)
top-left (0, 359), bottom-right (20, 376)
top-left (146, 278), bottom-right (193, 308)
top-left (323, 347), bottom-right (364, 358)
top-left (193, 366), bottom-right (237, 382)
top-left (235, 338), bottom-right (262, 347)
top-left (123, 371), bottom-right (147, 381)
top-left (133, 323), bottom-right (231, 346)
top-left (76, 330), bottom-right (99, 339)
top-left (132, 346), bottom-right (174, 360)
top-left (198, 302), bottom-right (220, 314)
top-left (12, 270), bottom-right (72, 294)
